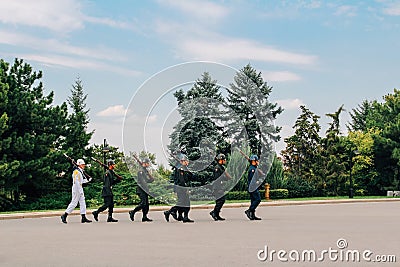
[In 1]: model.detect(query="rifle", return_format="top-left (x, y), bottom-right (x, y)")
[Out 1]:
top-left (63, 153), bottom-right (93, 181)
top-left (235, 148), bottom-right (265, 176)
top-left (132, 154), bottom-right (155, 181)
top-left (90, 157), bottom-right (123, 180)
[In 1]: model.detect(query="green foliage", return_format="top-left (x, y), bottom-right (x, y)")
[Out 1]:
top-left (0, 58), bottom-right (68, 207)
top-left (269, 189), bottom-right (289, 199)
top-left (283, 175), bottom-right (318, 198)
top-left (226, 64), bottom-right (282, 157)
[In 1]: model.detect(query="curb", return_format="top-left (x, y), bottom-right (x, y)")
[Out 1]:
top-left (1, 198), bottom-right (399, 220)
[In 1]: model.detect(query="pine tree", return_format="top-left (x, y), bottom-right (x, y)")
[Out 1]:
top-left (226, 64), bottom-right (282, 171)
top-left (281, 105), bottom-right (321, 182)
top-left (0, 58), bottom-right (68, 205)
top-left (169, 72), bottom-right (229, 186)
top-left (64, 77), bottom-right (93, 159)
top-left (323, 105), bottom-right (348, 195)
top-left (347, 100), bottom-right (373, 131)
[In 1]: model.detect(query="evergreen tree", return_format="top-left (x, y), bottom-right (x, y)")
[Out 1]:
top-left (0, 58), bottom-right (68, 205)
top-left (323, 105), bottom-right (348, 195)
top-left (347, 100), bottom-right (373, 131)
top-left (226, 64), bottom-right (282, 166)
top-left (281, 105), bottom-right (321, 182)
top-left (64, 77), bottom-right (93, 159)
top-left (169, 72), bottom-right (229, 186)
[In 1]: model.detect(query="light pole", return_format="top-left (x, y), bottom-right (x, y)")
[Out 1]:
top-left (349, 150), bottom-right (360, 198)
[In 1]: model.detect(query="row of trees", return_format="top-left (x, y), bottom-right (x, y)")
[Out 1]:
top-left (279, 90), bottom-right (400, 197)
top-left (1, 58), bottom-right (399, 211)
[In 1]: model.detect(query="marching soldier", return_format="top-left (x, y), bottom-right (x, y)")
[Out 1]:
top-left (129, 158), bottom-right (154, 222)
top-left (209, 153), bottom-right (231, 221)
top-left (61, 159), bottom-right (92, 224)
top-left (245, 155), bottom-right (262, 220)
top-left (92, 160), bottom-right (121, 222)
top-left (164, 154), bottom-right (194, 223)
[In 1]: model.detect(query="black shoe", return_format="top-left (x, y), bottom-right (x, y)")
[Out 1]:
top-left (164, 211), bottom-right (170, 222)
top-left (61, 213), bottom-right (68, 224)
top-left (245, 209), bottom-right (254, 220)
top-left (253, 211), bottom-right (262, 220)
top-left (216, 215), bottom-right (226, 221)
top-left (142, 217), bottom-right (153, 222)
top-left (129, 210), bottom-right (135, 221)
top-left (92, 211), bottom-right (99, 222)
top-left (107, 217), bottom-right (118, 222)
top-left (81, 214), bottom-right (92, 223)
top-left (209, 210), bottom-right (218, 221)
top-left (182, 217), bottom-right (194, 223)
top-left (170, 211), bottom-right (178, 221)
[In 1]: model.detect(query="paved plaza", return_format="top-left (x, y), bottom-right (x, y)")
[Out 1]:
top-left (1, 201), bottom-right (399, 267)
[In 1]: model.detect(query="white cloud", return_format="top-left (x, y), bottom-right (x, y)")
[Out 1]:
top-left (18, 53), bottom-right (141, 76)
top-left (157, 0), bottom-right (229, 21)
top-left (0, 30), bottom-right (126, 62)
top-left (276, 99), bottom-right (305, 110)
top-left (0, 0), bottom-right (84, 32)
top-left (97, 105), bottom-right (129, 117)
top-left (262, 71), bottom-right (302, 82)
top-left (382, 2), bottom-right (400, 15)
top-left (179, 38), bottom-right (317, 65)
top-left (334, 5), bottom-right (357, 17)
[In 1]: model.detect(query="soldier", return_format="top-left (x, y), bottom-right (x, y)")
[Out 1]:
top-left (164, 154), bottom-right (194, 223)
top-left (129, 158), bottom-right (154, 222)
top-left (61, 159), bottom-right (92, 224)
top-left (92, 160), bottom-right (121, 222)
top-left (245, 155), bottom-right (262, 220)
top-left (209, 153), bottom-right (231, 221)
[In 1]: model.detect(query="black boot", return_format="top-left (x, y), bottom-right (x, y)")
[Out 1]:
top-left (81, 214), bottom-right (92, 223)
top-left (107, 214), bottom-right (118, 222)
top-left (209, 210), bottom-right (218, 221)
top-left (61, 212), bottom-right (68, 224)
top-left (142, 216), bottom-right (153, 222)
top-left (163, 210), bottom-right (170, 222)
top-left (129, 210), bottom-right (135, 221)
top-left (216, 213), bottom-right (225, 221)
top-left (182, 216), bottom-right (194, 223)
top-left (252, 211), bottom-right (262, 220)
top-left (245, 209), bottom-right (254, 220)
top-left (177, 210), bottom-right (183, 221)
top-left (170, 210), bottom-right (178, 221)
top-left (92, 210), bottom-right (99, 221)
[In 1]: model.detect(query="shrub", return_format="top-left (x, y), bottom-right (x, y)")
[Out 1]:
top-left (269, 189), bottom-right (289, 199)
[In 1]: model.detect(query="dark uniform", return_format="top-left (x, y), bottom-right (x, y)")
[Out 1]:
top-left (129, 159), bottom-right (154, 222)
top-left (92, 160), bottom-right (121, 222)
top-left (210, 154), bottom-right (230, 221)
top-left (164, 156), bottom-right (194, 223)
top-left (245, 155), bottom-right (262, 220)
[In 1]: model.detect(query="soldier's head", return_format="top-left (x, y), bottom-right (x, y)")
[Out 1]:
top-left (216, 153), bottom-right (226, 165)
top-left (76, 159), bottom-right (86, 169)
top-left (249, 155), bottom-right (259, 166)
top-left (180, 154), bottom-right (189, 166)
top-left (107, 159), bottom-right (115, 169)
top-left (142, 158), bottom-right (151, 167)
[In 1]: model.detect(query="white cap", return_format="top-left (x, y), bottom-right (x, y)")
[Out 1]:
top-left (76, 159), bottom-right (85, 165)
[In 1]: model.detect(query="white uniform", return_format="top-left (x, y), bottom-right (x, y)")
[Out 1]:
top-left (65, 167), bottom-right (90, 214)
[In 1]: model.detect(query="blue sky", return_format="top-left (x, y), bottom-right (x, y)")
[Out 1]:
top-left (1, 0), bottom-right (399, 165)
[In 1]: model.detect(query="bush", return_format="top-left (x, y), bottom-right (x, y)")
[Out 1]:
top-left (269, 189), bottom-right (289, 199)
top-left (284, 176), bottom-right (317, 198)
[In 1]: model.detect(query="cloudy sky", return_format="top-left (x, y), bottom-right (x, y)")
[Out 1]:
top-left (1, 0), bottom-right (399, 165)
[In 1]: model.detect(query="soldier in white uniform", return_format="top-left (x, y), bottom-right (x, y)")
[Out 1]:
top-left (61, 159), bottom-right (92, 224)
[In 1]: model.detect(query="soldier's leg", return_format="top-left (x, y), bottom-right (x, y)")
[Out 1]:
top-left (106, 196), bottom-right (118, 222)
top-left (79, 194), bottom-right (92, 223)
top-left (92, 196), bottom-right (109, 221)
top-left (141, 194), bottom-right (152, 222)
top-left (182, 191), bottom-right (193, 223)
top-left (214, 195), bottom-right (226, 220)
